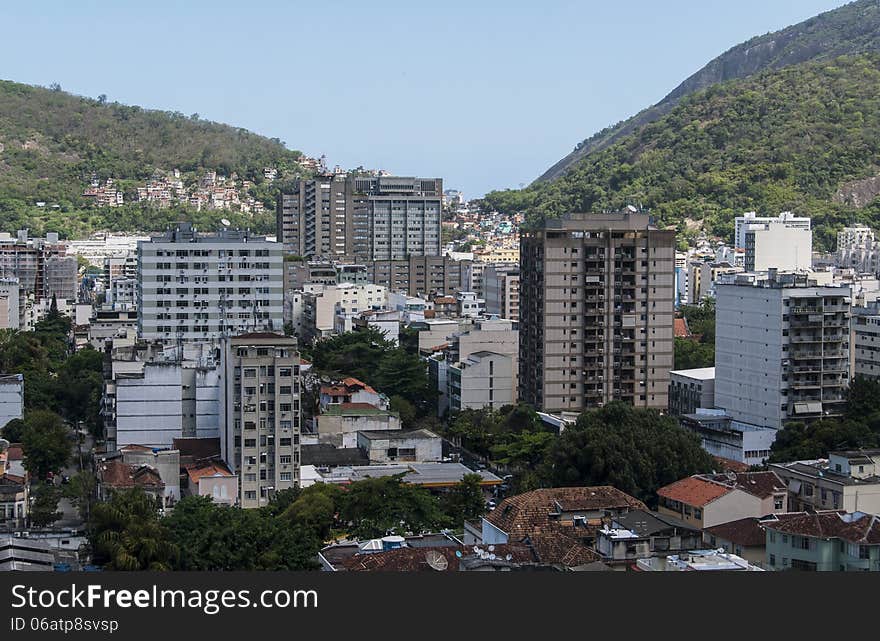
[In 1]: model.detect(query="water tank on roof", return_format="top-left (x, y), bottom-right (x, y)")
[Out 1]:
top-left (381, 535), bottom-right (405, 551)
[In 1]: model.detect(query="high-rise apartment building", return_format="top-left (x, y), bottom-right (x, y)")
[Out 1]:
top-left (276, 175), bottom-right (442, 260)
top-left (734, 212), bottom-right (811, 250)
top-left (483, 264), bottom-right (520, 321)
top-left (743, 222), bottom-right (812, 272)
top-left (0, 230), bottom-right (77, 302)
top-left (137, 223), bottom-right (283, 342)
top-left (715, 270), bottom-right (851, 430)
top-left (219, 333), bottom-right (301, 509)
top-left (519, 211), bottom-right (675, 413)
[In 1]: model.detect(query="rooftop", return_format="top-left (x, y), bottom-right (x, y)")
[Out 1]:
top-left (322, 403), bottom-right (392, 417)
top-left (771, 459), bottom-right (880, 486)
top-left (318, 462), bottom-right (501, 487)
top-left (762, 511), bottom-right (880, 544)
top-left (357, 429), bottom-right (439, 441)
top-left (485, 487), bottom-right (647, 539)
top-left (658, 472), bottom-right (787, 506)
top-left (669, 367), bottom-right (716, 380)
top-left (704, 517), bottom-right (767, 547)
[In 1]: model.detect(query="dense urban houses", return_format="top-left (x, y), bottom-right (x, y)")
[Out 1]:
top-left (714, 270), bottom-right (851, 430)
top-left (219, 333), bottom-right (302, 509)
top-left (518, 210), bottom-right (675, 413)
top-left (136, 223), bottom-right (284, 342)
top-left (276, 175), bottom-right (442, 261)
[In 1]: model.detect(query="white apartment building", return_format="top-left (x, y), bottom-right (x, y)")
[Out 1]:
top-left (0, 278), bottom-right (19, 329)
top-left (743, 223), bottom-right (812, 272)
top-left (112, 353), bottom-right (222, 450)
top-left (448, 351), bottom-right (515, 411)
top-left (299, 282), bottom-right (388, 343)
top-left (851, 302), bottom-right (880, 379)
top-left (836, 226), bottom-right (878, 274)
top-left (137, 223), bottom-right (283, 342)
top-left (715, 271), bottom-right (850, 430)
top-left (734, 212), bottom-right (811, 250)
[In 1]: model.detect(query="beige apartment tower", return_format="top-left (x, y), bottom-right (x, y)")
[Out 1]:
top-left (220, 333), bottom-right (301, 508)
top-left (519, 211), bottom-right (675, 413)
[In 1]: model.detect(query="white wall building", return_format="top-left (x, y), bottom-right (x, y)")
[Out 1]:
top-left (137, 223), bottom-right (283, 342)
top-left (0, 278), bottom-right (19, 330)
top-left (744, 223), bottom-right (812, 272)
top-left (734, 212), bottom-right (811, 250)
top-left (715, 271), bottom-right (850, 430)
top-left (0, 374), bottom-right (24, 431)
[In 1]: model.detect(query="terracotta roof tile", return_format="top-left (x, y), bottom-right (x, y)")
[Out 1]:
top-left (704, 517), bottom-right (767, 547)
top-left (99, 460), bottom-right (164, 490)
top-left (657, 477), bottom-right (732, 507)
top-left (763, 511), bottom-right (880, 544)
top-left (485, 487), bottom-right (647, 538)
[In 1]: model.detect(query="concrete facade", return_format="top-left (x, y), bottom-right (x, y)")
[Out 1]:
top-left (276, 175), bottom-right (442, 261)
top-left (519, 211), bottom-right (675, 413)
top-left (137, 223), bottom-right (283, 342)
top-left (668, 367), bottom-right (715, 416)
top-left (219, 333), bottom-right (302, 508)
top-left (715, 271), bottom-right (851, 430)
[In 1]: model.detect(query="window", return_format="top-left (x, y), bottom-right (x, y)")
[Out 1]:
top-left (774, 496), bottom-right (784, 510)
top-left (245, 491), bottom-right (257, 500)
top-left (280, 472), bottom-right (292, 481)
top-left (694, 508), bottom-right (702, 519)
top-left (244, 439), bottom-right (256, 448)
top-left (280, 438), bottom-right (292, 447)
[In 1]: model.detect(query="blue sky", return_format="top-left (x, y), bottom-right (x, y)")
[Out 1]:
top-left (1, 0), bottom-right (847, 197)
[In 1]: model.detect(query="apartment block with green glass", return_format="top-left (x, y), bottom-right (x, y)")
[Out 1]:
top-left (763, 511), bottom-right (880, 571)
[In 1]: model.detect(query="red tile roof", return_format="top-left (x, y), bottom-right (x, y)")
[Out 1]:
top-left (185, 461), bottom-right (234, 484)
top-left (763, 511), bottom-right (880, 544)
top-left (99, 460), bottom-right (164, 490)
top-left (657, 477), bottom-right (732, 507)
top-left (674, 317), bottom-right (691, 338)
top-left (485, 487), bottom-right (647, 539)
top-left (704, 517), bottom-right (767, 547)
top-left (712, 456), bottom-right (750, 473)
top-left (6, 446), bottom-right (23, 461)
top-left (341, 377), bottom-right (377, 394)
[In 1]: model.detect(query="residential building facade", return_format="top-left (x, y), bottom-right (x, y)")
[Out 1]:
top-left (519, 211), bottom-right (675, 413)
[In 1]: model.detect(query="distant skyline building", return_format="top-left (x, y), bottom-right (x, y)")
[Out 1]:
top-left (276, 174), bottom-right (442, 261)
top-left (136, 223), bottom-right (283, 342)
top-left (519, 210), bottom-right (675, 413)
top-left (0, 230), bottom-right (77, 303)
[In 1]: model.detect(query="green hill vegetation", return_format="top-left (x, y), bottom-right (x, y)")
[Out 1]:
top-left (484, 54), bottom-right (880, 250)
top-left (537, 0), bottom-right (880, 182)
top-left (0, 80), bottom-right (310, 237)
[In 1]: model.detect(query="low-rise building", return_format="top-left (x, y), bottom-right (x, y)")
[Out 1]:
top-left (636, 548), bottom-right (763, 571)
top-left (703, 516), bottom-right (769, 566)
top-left (0, 475), bottom-right (28, 529)
top-left (183, 460), bottom-right (237, 506)
top-left (356, 429), bottom-right (442, 464)
top-left (679, 409), bottom-right (777, 466)
top-left (763, 510), bottom-right (880, 571)
top-left (95, 459), bottom-right (166, 509)
top-left (595, 509), bottom-right (702, 567)
top-left (668, 367), bottom-right (715, 416)
top-left (657, 472), bottom-right (788, 529)
top-left (479, 487), bottom-right (647, 547)
top-left (770, 452), bottom-right (880, 515)
top-left (315, 403), bottom-right (401, 448)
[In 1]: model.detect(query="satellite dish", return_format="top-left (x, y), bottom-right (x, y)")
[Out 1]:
top-left (220, 218), bottom-right (231, 227)
top-left (488, 545), bottom-right (495, 552)
top-left (473, 546), bottom-right (480, 554)
top-left (505, 554), bottom-right (513, 561)
top-left (425, 550), bottom-right (449, 572)
top-left (488, 554), bottom-right (496, 560)
top-left (455, 551), bottom-right (463, 558)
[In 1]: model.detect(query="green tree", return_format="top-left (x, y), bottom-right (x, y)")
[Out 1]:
top-left (1, 417), bottom-right (26, 443)
top-left (283, 483), bottom-right (343, 539)
top-left (542, 402), bottom-right (715, 506)
top-left (21, 410), bottom-right (71, 479)
top-left (29, 483), bottom-right (62, 527)
top-left (164, 496), bottom-right (320, 570)
top-left (89, 489), bottom-right (178, 571)
top-left (440, 474), bottom-right (486, 527)
top-left (339, 475), bottom-right (446, 539)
